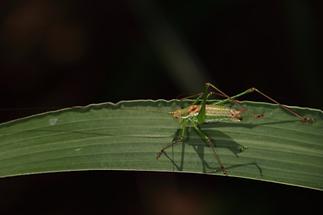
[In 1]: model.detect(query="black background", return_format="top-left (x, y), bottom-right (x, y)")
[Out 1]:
top-left (1, 0), bottom-right (322, 214)
top-left (0, 171), bottom-right (322, 215)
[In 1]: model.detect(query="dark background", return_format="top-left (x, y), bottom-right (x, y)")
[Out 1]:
top-left (0, 0), bottom-right (322, 214)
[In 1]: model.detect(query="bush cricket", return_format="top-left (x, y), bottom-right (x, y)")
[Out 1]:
top-left (156, 83), bottom-right (312, 175)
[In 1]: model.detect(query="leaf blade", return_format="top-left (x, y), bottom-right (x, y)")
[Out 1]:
top-left (0, 100), bottom-right (322, 190)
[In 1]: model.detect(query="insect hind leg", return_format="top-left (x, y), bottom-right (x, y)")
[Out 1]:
top-left (206, 83), bottom-right (311, 122)
top-left (249, 88), bottom-right (312, 122)
top-left (205, 82), bottom-right (242, 106)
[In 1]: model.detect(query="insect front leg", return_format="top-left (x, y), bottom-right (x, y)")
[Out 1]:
top-left (192, 125), bottom-right (228, 175)
top-left (156, 127), bottom-right (187, 159)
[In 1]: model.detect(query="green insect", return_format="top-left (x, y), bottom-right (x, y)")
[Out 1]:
top-left (156, 83), bottom-right (311, 175)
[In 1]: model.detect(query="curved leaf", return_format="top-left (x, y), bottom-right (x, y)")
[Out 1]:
top-left (0, 100), bottom-right (322, 190)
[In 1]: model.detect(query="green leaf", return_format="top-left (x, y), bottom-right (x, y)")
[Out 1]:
top-left (0, 100), bottom-right (322, 190)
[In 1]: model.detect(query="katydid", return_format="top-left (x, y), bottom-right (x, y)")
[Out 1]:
top-left (156, 83), bottom-right (312, 175)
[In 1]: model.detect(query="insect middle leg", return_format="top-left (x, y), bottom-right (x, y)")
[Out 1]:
top-left (193, 125), bottom-right (228, 175)
top-left (156, 127), bottom-right (186, 159)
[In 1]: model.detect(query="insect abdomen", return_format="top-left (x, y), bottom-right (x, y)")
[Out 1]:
top-left (205, 105), bottom-right (241, 122)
